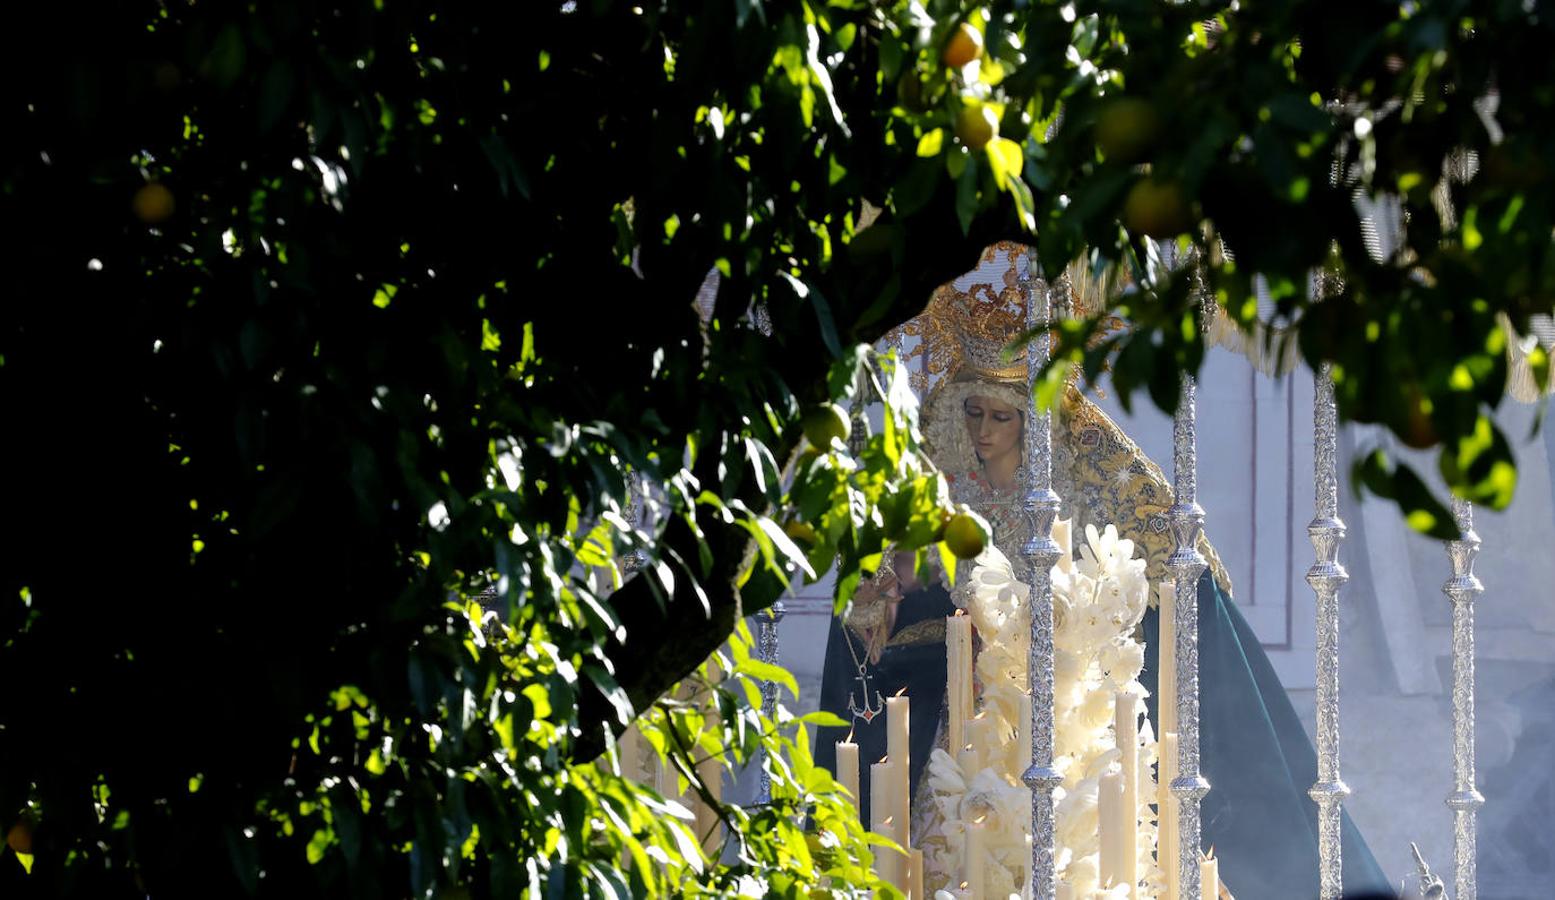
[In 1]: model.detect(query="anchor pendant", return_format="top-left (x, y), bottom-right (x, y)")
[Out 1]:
top-left (847, 664), bottom-right (885, 725)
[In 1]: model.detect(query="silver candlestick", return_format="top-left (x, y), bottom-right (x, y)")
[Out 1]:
top-left (1021, 249), bottom-right (1065, 900)
top-left (1307, 362), bottom-right (1351, 899)
top-left (1168, 372), bottom-right (1211, 900)
top-left (1443, 499), bottom-right (1484, 900)
top-left (755, 601), bottom-right (785, 805)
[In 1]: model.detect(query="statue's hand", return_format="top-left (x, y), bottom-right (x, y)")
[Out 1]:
top-left (848, 576), bottom-right (902, 664)
top-left (868, 596), bottom-right (901, 664)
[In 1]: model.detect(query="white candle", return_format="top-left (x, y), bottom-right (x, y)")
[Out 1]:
top-left (886, 693), bottom-right (911, 878)
top-left (1201, 853), bottom-right (1219, 900)
top-left (1160, 731), bottom-right (1179, 900)
top-left (1099, 769), bottom-right (1123, 887)
top-left (964, 816), bottom-right (987, 899)
top-left (947, 613), bottom-right (973, 753)
top-left (1054, 518), bottom-right (1073, 572)
top-left (1115, 692), bottom-right (1139, 896)
top-left (1159, 580), bottom-right (1177, 738)
top-left (871, 760), bottom-right (899, 886)
top-left (835, 739), bottom-right (861, 807)
top-left (887, 693), bottom-right (911, 764)
top-left (1157, 580), bottom-right (1179, 899)
top-left (652, 743), bottom-right (671, 796)
top-left (908, 847), bottom-right (924, 899)
top-left (618, 723), bottom-right (643, 784)
top-left (694, 748), bottom-right (723, 852)
top-left (965, 711), bottom-right (994, 755)
top-left (1025, 832), bottom-right (1035, 900)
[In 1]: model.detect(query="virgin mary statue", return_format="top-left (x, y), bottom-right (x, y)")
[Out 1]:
top-left (814, 243), bottom-right (1390, 898)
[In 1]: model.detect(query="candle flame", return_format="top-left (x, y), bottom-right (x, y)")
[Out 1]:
top-left (974, 814), bottom-right (987, 824)
top-left (954, 609), bottom-right (965, 617)
top-left (880, 756), bottom-right (890, 764)
top-left (846, 725), bottom-right (855, 744)
top-left (1206, 845), bottom-right (1216, 860)
top-left (893, 685), bottom-right (907, 698)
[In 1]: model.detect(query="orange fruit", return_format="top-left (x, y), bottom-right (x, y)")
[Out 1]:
top-left (6, 820), bottom-right (33, 855)
top-left (955, 105), bottom-right (998, 151)
top-left (942, 512), bottom-right (987, 559)
top-left (1095, 98), bottom-right (1163, 163)
top-left (942, 23), bottom-right (984, 69)
top-left (1122, 177), bottom-right (1192, 238)
top-left (1397, 386), bottom-right (1439, 450)
top-left (802, 403), bottom-right (851, 449)
top-left (132, 183), bottom-right (176, 224)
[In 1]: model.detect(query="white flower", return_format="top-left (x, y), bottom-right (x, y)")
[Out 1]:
top-left (1075, 524), bottom-right (1121, 577)
top-left (1078, 688), bottom-right (1115, 732)
top-left (1064, 854), bottom-right (1101, 897)
top-left (959, 517), bottom-right (1162, 898)
top-left (1054, 518), bottom-right (1075, 574)
top-left (1054, 649), bottom-right (1084, 694)
top-left (1099, 639), bottom-right (1146, 685)
top-left (1055, 776), bottom-right (1099, 850)
top-left (927, 748), bottom-right (968, 795)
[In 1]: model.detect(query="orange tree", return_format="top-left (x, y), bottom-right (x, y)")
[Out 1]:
top-left (2, 0), bottom-right (1549, 896)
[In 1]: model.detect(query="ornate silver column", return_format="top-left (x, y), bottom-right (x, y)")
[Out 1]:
top-left (1020, 250), bottom-right (1064, 900)
top-left (755, 602), bottom-right (786, 805)
top-left (1168, 372), bottom-right (1210, 900)
top-left (1307, 362), bottom-right (1351, 900)
top-left (1443, 499), bottom-right (1484, 900)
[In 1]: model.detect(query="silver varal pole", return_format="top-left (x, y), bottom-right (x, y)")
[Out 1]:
top-left (1444, 499), bottom-right (1484, 900)
top-left (755, 602), bottom-right (785, 805)
top-left (1307, 362), bottom-right (1351, 899)
top-left (1169, 373), bottom-right (1211, 900)
top-left (1021, 250), bottom-right (1064, 900)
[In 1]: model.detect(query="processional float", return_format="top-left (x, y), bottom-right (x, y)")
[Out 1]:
top-left (740, 233), bottom-right (1532, 898)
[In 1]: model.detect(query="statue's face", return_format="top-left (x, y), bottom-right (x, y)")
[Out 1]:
top-left (963, 393), bottom-right (1022, 467)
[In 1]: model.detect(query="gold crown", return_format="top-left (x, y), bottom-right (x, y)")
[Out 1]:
top-left (925, 242), bottom-right (1035, 383)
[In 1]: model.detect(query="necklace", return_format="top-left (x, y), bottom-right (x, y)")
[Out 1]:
top-left (842, 625), bottom-right (885, 726)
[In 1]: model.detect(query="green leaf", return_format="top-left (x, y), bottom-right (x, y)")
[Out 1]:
top-left (836, 23), bottom-right (857, 51)
top-left (1439, 415), bottom-right (1517, 509)
top-left (257, 60), bottom-right (296, 133)
top-left (892, 158), bottom-right (941, 218)
top-left (1033, 357), bottom-right (1071, 413)
top-left (799, 710), bottom-right (849, 728)
top-left (936, 542), bottom-right (958, 586)
top-left (756, 515), bottom-right (817, 579)
top-left (955, 153), bottom-right (979, 235)
top-left (985, 137), bottom-right (1023, 190)
top-left (736, 657), bottom-right (799, 700)
top-left (1356, 451), bottom-right (1456, 539)
top-left (916, 128), bottom-right (945, 158)
top-left (305, 827), bottom-right (332, 865)
top-left (585, 665), bottom-right (636, 726)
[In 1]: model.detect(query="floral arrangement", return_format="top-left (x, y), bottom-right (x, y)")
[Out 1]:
top-left (926, 521), bottom-right (1164, 898)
